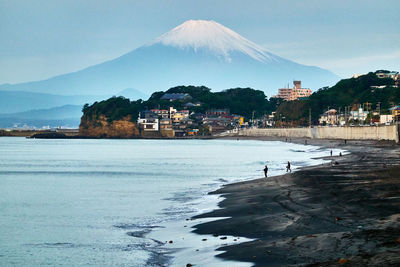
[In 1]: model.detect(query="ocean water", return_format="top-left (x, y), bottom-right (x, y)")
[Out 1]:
top-left (0, 137), bottom-right (342, 266)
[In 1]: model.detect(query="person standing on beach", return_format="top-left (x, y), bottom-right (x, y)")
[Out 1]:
top-left (264, 165), bottom-right (268, 177)
top-left (286, 161), bottom-right (291, 172)
top-left (330, 150), bottom-right (333, 157)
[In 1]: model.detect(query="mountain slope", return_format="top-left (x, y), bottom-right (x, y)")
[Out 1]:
top-left (0, 105), bottom-right (83, 128)
top-left (0, 104), bottom-right (83, 119)
top-left (0, 90), bottom-right (103, 114)
top-left (0, 20), bottom-right (339, 97)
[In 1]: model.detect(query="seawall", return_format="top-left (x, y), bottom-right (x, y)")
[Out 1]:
top-left (237, 125), bottom-right (399, 143)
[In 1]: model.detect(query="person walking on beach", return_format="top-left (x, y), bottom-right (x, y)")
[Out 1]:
top-left (330, 150), bottom-right (333, 157)
top-left (286, 161), bottom-right (291, 172)
top-left (264, 164), bottom-right (268, 177)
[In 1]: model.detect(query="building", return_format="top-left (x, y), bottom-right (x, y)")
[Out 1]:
top-left (376, 71), bottom-right (400, 87)
top-left (390, 106), bottom-right (400, 121)
top-left (376, 71), bottom-right (399, 80)
top-left (187, 129), bottom-right (199, 136)
top-left (159, 118), bottom-right (173, 130)
top-left (183, 102), bottom-right (202, 108)
top-left (350, 106), bottom-right (369, 122)
top-left (380, 114), bottom-right (393, 124)
top-left (275, 81), bottom-right (312, 101)
top-left (150, 109), bottom-right (166, 118)
top-left (171, 109), bottom-right (189, 123)
top-left (137, 111), bottom-right (159, 131)
top-left (150, 109), bottom-right (169, 118)
top-left (160, 93), bottom-right (192, 102)
top-left (319, 109), bottom-right (338, 125)
top-left (206, 108), bottom-right (230, 117)
top-left (353, 74), bottom-right (365, 79)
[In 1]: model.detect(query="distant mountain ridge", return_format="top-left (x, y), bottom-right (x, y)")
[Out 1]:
top-left (0, 20), bottom-right (339, 97)
top-left (0, 105), bottom-right (82, 128)
top-left (0, 105), bottom-right (82, 119)
top-left (0, 90), bottom-right (102, 114)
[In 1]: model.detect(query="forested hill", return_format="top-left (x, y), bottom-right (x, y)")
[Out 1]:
top-left (81, 70), bottom-right (399, 127)
top-left (81, 86), bottom-right (280, 122)
top-left (276, 70), bottom-right (399, 125)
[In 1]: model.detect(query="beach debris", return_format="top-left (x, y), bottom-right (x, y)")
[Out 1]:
top-left (220, 236), bottom-right (227, 240)
top-left (335, 217), bottom-right (342, 221)
top-left (338, 258), bottom-right (349, 264)
top-left (186, 264), bottom-right (193, 267)
top-left (212, 233), bottom-right (218, 237)
top-left (233, 239), bottom-right (237, 241)
top-left (168, 240), bottom-right (173, 244)
top-left (202, 238), bottom-right (207, 241)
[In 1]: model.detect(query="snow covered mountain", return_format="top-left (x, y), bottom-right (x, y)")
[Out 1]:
top-left (151, 20), bottom-right (274, 63)
top-left (0, 20), bottom-right (339, 98)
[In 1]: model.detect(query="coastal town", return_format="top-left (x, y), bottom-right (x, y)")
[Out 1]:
top-left (133, 71), bottom-right (400, 138)
top-left (137, 102), bottom-right (244, 137)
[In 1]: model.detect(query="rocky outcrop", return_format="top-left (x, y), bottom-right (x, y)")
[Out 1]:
top-left (79, 114), bottom-right (140, 138)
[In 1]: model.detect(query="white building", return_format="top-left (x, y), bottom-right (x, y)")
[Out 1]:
top-left (350, 107), bottom-right (369, 122)
top-left (137, 111), bottom-right (159, 131)
top-left (380, 114), bottom-right (393, 124)
top-left (319, 109), bottom-right (338, 125)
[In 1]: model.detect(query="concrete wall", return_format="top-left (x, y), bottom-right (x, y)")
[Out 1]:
top-left (238, 125), bottom-right (399, 143)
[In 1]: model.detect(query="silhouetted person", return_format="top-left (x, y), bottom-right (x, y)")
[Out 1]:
top-left (339, 152), bottom-right (342, 157)
top-left (264, 165), bottom-right (268, 177)
top-left (286, 161), bottom-right (291, 172)
top-left (330, 150), bottom-right (333, 157)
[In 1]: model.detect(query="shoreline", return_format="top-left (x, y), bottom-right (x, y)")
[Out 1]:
top-left (192, 137), bottom-right (400, 266)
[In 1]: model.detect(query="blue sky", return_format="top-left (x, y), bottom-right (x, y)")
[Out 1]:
top-left (0, 0), bottom-right (399, 84)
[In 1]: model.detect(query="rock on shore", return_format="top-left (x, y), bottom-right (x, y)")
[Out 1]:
top-left (79, 114), bottom-right (139, 138)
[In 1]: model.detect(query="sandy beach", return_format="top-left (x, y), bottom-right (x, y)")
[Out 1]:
top-left (193, 137), bottom-right (400, 266)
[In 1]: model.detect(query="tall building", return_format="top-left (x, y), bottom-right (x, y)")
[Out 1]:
top-left (274, 81), bottom-right (312, 101)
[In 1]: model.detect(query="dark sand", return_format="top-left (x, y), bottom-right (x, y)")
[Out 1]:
top-left (193, 137), bottom-right (400, 266)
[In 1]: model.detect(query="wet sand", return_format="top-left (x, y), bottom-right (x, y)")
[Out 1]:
top-left (193, 138), bottom-right (400, 266)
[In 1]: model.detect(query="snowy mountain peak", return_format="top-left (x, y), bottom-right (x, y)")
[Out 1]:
top-left (151, 20), bottom-right (272, 62)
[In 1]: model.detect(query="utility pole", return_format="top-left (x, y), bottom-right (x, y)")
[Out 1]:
top-left (377, 102), bottom-right (381, 116)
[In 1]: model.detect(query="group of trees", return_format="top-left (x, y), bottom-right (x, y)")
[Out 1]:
top-left (146, 85), bottom-right (279, 118)
top-left (82, 97), bottom-right (144, 123)
top-left (82, 70), bottom-right (399, 126)
top-left (82, 85), bottom-right (280, 122)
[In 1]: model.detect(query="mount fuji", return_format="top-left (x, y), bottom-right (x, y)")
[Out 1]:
top-left (1, 20), bottom-right (339, 100)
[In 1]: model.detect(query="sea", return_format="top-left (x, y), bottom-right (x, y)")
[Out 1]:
top-left (0, 137), bottom-right (342, 266)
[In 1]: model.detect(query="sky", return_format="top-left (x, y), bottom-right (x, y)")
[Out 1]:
top-left (0, 0), bottom-right (399, 84)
